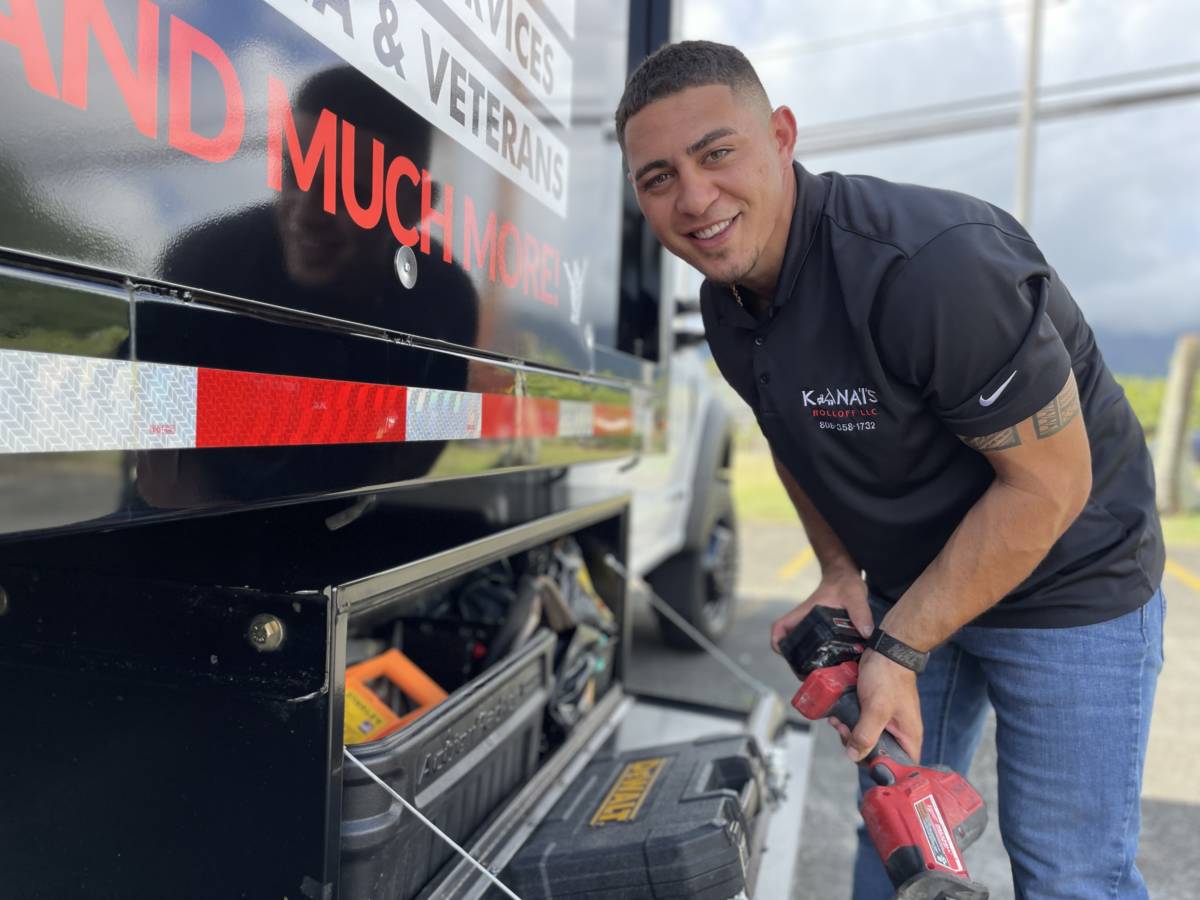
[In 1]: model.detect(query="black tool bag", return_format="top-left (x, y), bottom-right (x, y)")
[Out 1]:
top-left (502, 734), bottom-right (765, 899)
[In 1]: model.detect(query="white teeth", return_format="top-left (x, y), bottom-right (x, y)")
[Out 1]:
top-left (693, 218), bottom-right (732, 240)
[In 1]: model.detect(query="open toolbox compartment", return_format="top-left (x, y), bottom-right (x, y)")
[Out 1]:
top-left (330, 498), bottom-right (630, 899)
top-left (341, 629), bottom-right (555, 898)
top-left (0, 489), bottom-right (633, 900)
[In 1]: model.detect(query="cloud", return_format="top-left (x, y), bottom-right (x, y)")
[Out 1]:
top-left (677, 0), bottom-right (1200, 347)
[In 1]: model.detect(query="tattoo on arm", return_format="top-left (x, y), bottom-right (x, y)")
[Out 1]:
top-left (960, 427), bottom-right (1022, 452)
top-left (1033, 377), bottom-right (1080, 439)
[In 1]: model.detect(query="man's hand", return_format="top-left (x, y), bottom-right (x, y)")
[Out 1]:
top-left (830, 650), bottom-right (923, 763)
top-left (770, 566), bottom-right (872, 653)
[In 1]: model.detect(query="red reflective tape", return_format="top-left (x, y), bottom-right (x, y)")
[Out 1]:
top-left (480, 395), bottom-right (560, 439)
top-left (521, 397), bottom-right (559, 437)
top-left (593, 404), bottom-right (632, 437)
top-left (195, 368), bottom-right (407, 448)
top-left (481, 394), bottom-right (517, 439)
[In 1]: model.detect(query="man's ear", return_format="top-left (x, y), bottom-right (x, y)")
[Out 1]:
top-left (770, 105), bottom-right (798, 163)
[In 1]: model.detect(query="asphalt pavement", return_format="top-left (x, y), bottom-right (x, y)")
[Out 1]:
top-left (625, 522), bottom-right (1200, 900)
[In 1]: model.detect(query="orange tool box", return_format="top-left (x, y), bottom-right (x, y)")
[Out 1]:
top-left (343, 649), bottom-right (448, 745)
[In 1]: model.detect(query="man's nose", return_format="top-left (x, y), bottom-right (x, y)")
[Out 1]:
top-left (674, 168), bottom-right (718, 218)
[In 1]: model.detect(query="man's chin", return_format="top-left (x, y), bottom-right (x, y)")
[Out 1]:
top-left (283, 258), bottom-right (340, 288)
top-left (690, 259), bottom-right (749, 286)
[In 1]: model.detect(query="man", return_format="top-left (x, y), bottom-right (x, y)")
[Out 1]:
top-left (152, 67), bottom-right (479, 503)
top-left (616, 40), bottom-right (1164, 899)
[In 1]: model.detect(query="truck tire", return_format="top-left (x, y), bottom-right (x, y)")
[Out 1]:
top-left (648, 496), bottom-right (739, 651)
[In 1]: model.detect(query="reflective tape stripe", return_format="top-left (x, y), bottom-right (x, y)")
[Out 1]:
top-left (196, 368), bottom-right (407, 448)
top-left (406, 388), bottom-right (481, 441)
top-left (557, 400), bottom-right (593, 438)
top-left (136, 362), bottom-right (199, 449)
top-left (480, 395), bottom-right (559, 439)
top-left (0, 349), bottom-right (634, 453)
top-left (0, 350), bottom-right (195, 453)
top-left (593, 403), bottom-right (634, 437)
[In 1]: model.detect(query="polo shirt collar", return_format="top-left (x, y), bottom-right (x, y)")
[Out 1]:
top-left (770, 162), bottom-right (829, 311)
top-left (713, 162), bottom-right (828, 329)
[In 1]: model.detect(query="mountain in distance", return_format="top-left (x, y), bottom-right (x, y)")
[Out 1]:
top-left (1092, 327), bottom-right (1197, 378)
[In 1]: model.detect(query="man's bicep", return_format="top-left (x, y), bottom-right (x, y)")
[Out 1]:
top-left (877, 226), bottom-right (1072, 437)
top-left (956, 371), bottom-right (1090, 497)
top-left (957, 372), bottom-right (1080, 452)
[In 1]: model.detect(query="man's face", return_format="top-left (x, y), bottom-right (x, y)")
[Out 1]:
top-left (623, 84), bottom-right (796, 292)
top-left (276, 112), bottom-right (399, 289)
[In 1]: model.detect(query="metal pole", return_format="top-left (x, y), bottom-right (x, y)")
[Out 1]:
top-left (1154, 334), bottom-right (1200, 516)
top-left (1015, 0), bottom-right (1045, 228)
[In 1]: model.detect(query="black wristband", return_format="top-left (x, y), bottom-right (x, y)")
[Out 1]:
top-left (867, 628), bottom-right (930, 674)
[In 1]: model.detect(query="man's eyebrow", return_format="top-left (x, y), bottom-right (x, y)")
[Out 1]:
top-left (686, 127), bottom-right (736, 156)
top-left (633, 158), bottom-right (669, 183)
top-left (632, 127), bottom-right (738, 183)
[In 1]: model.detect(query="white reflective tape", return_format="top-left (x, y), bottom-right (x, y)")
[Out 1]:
top-left (0, 349), bottom-right (621, 454)
top-left (632, 387), bottom-right (654, 445)
top-left (0, 350), bottom-right (197, 453)
top-left (133, 362), bottom-right (197, 449)
top-left (556, 400), bottom-right (593, 438)
top-left (0, 350), bottom-right (132, 453)
top-left (406, 388), bottom-right (483, 441)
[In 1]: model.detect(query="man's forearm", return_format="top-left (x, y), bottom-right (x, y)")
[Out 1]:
top-left (881, 478), bottom-right (1080, 649)
top-left (881, 380), bottom-right (1091, 651)
top-left (772, 453), bottom-right (859, 578)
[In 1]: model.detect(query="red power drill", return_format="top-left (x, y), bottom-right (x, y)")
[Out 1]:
top-left (780, 607), bottom-right (991, 900)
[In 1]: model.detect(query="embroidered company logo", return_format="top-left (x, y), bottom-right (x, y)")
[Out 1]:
top-left (802, 387), bottom-right (879, 408)
top-left (802, 386), bottom-right (881, 432)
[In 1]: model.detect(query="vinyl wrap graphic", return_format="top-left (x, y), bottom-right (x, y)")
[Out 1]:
top-left (0, 350), bottom-right (632, 454)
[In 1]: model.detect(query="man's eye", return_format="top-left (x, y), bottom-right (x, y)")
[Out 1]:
top-left (643, 173), bottom-right (670, 190)
top-left (707, 148), bottom-right (731, 162)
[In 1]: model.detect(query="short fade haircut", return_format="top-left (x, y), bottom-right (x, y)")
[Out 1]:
top-left (614, 40), bottom-right (771, 154)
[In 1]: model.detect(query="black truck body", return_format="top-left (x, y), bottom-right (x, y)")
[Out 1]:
top-left (0, 3), bottom-right (801, 898)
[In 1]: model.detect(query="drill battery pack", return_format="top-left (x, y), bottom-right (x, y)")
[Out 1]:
top-left (778, 605), bottom-right (864, 678)
top-left (501, 735), bottom-right (765, 899)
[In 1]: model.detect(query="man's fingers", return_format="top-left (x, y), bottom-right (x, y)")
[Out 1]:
top-left (845, 601), bottom-right (874, 639)
top-left (846, 707), bottom-right (888, 762)
top-left (895, 727), bottom-right (923, 764)
top-left (770, 602), bottom-right (812, 653)
top-left (770, 621), bottom-right (786, 654)
top-left (890, 713), bottom-right (924, 763)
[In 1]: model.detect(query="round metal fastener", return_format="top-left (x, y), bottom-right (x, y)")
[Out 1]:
top-left (248, 614), bottom-right (285, 652)
top-left (0, 586), bottom-right (8, 616)
top-left (394, 245), bottom-right (418, 289)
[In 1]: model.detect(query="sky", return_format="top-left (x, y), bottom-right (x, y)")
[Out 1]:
top-left (676, 0), bottom-right (1200, 374)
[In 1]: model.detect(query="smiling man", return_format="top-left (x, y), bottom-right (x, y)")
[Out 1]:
top-left (616, 40), bottom-right (1165, 899)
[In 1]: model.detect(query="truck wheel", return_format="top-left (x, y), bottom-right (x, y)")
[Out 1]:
top-left (648, 507), bottom-right (739, 651)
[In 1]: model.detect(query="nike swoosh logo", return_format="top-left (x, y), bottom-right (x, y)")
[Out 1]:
top-left (980, 370), bottom-right (1018, 407)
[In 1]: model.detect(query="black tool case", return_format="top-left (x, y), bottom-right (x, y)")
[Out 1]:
top-left (501, 734), bottom-right (765, 899)
top-left (342, 628), bottom-right (555, 899)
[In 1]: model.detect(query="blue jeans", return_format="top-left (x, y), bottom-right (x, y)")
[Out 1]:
top-left (852, 588), bottom-right (1165, 900)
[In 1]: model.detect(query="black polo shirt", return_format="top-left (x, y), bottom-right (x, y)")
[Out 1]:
top-left (701, 163), bottom-right (1163, 627)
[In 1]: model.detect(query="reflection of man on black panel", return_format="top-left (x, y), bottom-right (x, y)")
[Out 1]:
top-left (140, 67), bottom-right (480, 506)
top-left (163, 65), bottom-right (478, 370)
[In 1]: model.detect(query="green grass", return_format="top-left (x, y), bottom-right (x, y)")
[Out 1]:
top-left (1164, 514), bottom-right (1200, 548)
top-left (732, 448), bottom-right (795, 524)
top-left (733, 446), bottom-right (1200, 547)
top-left (1115, 374), bottom-right (1200, 440)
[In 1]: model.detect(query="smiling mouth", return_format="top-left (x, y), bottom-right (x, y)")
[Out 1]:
top-left (690, 217), bottom-right (735, 239)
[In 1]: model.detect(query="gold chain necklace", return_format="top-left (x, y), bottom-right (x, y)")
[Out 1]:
top-left (730, 284), bottom-right (744, 308)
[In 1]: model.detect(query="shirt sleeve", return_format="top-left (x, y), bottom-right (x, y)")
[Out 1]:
top-left (875, 223), bottom-right (1072, 438)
